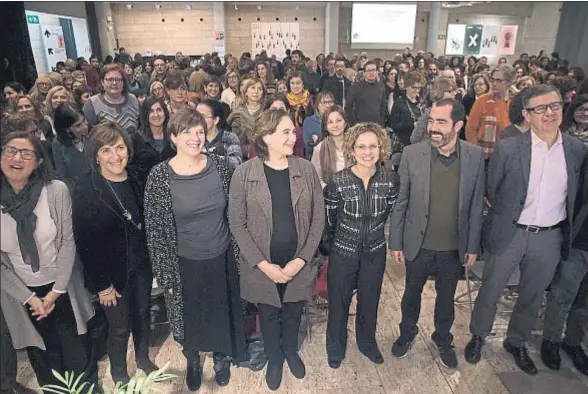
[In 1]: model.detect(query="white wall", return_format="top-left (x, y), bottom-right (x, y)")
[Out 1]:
top-left (24, 1), bottom-right (86, 19)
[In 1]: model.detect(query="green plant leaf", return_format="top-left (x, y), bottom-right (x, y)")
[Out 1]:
top-left (67, 370), bottom-right (74, 387)
top-left (133, 377), bottom-right (145, 393)
top-left (40, 386), bottom-right (72, 394)
top-left (51, 369), bottom-right (69, 386)
top-left (85, 383), bottom-right (96, 394)
top-left (72, 372), bottom-right (86, 392)
top-left (125, 377), bottom-right (136, 394)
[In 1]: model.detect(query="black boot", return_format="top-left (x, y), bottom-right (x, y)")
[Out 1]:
top-left (540, 339), bottom-right (561, 370)
top-left (265, 358), bottom-right (283, 391)
top-left (213, 352), bottom-right (231, 387)
top-left (186, 355), bottom-right (202, 392)
top-left (284, 352), bottom-right (306, 379)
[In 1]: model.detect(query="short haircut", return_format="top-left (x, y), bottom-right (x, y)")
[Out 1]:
top-left (1, 131), bottom-right (54, 182)
top-left (264, 94), bottom-right (291, 112)
top-left (431, 77), bottom-right (458, 102)
top-left (1, 112), bottom-right (37, 138)
top-left (251, 109), bottom-right (290, 158)
top-left (85, 121), bottom-right (133, 170)
top-left (4, 82), bottom-right (26, 95)
top-left (520, 84), bottom-right (562, 108)
top-left (404, 71), bottom-right (425, 87)
top-left (552, 76), bottom-right (578, 96)
top-left (168, 107), bottom-right (208, 137)
top-left (432, 98), bottom-right (466, 124)
top-left (164, 72), bottom-right (187, 90)
top-left (492, 64), bottom-right (516, 83)
top-left (100, 64), bottom-right (129, 95)
top-left (363, 60), bottom-right (377, 70)
top-left (314, 91), bottom-right (335, 112)
top-left (287, 71), bottom-right (306, 90)
top-left (343, 122), bottom-right (391, 165)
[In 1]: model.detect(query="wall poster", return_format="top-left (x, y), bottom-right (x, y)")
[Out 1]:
top-left (498, 25), bottom-right (518, 55)
top-left (252, 22), bottom-right (299, 59)
top-left (445, 23), bottom-right (518, 56)
top-left (480, 25), bottom-right (500, 55)
top-left (445, 24), bottom-right (466, 56)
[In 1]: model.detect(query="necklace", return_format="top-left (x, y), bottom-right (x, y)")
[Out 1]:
top-left (105, 179), bottom-right (142, 231)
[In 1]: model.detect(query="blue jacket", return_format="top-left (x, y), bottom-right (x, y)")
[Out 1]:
top-left (302, 114), bottom-right (322, 160)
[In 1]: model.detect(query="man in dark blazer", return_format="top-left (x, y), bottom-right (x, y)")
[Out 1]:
top-left (389, 98), bottom-right (485, 369)
top-left (465, 84), bottom-right (588, 375)
top-left (541, 152), bottom-right (588, 376)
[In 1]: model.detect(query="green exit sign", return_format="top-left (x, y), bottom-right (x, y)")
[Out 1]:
top-left (438, 34), bottom-right (447, 39)
top-left (27, 15), bottom-right (40, 24)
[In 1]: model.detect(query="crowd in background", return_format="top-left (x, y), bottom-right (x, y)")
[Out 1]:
top-left (1, 43), bottom-right (588, 394)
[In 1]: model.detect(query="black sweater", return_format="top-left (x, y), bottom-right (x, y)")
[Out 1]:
top-left (344, 80), bottom-right (389, 126)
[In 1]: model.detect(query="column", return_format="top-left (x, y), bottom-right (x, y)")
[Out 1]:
top-left (212, 2), bottom-right (226, 57)
top-left (93, 2), bottom-right (117, 58)
top-left (426, 1), bottom-right (441, 55)
top-left (324, 2), bottom-right (340, 55)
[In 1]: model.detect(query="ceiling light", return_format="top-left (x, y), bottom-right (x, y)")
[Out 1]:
top-left (154, 3), bottom-right (161, 10)
top-left (126, 3), bottom-right (133, 10)
top-left (185, 4), bottom-right (192, 10)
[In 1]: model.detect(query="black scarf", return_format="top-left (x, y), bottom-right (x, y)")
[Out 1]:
top-left (1, 174), bottom-right (44, 272)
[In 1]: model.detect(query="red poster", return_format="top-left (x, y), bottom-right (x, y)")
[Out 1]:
top-left (498, 25), bottom-right (518, 55)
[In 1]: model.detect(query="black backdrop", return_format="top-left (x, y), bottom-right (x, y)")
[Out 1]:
top-left (0, 2), bottom-right (38, 90)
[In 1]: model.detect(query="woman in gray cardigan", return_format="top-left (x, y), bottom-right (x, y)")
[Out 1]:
top-left (228, 109), bottom-right (325, 391)
top-left (0, 132), bottom-right (95, 389)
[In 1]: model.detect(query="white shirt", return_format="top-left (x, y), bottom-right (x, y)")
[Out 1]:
top-left (518, 130), bottom-right (568, 227)
top-left (1, 187), bottom-right (59, 287)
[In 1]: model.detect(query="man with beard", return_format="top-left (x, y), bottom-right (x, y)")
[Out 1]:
top-left (389, 98), bottom-right (485, 369)
top-left (323, 57), bottom-right (352, 107)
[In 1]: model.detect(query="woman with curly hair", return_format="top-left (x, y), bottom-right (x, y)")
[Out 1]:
top-left (324, 122), bottom-right (399, 368)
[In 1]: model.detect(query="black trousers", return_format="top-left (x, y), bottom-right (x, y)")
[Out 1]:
top-left (400, 249), bottom-right (462, 345)
top-left (326, 248), bottom-right (387, 361)
top-left (1, 308), bottom-right (16, 391)
top-left (257, 301), bottom-right (305, 363)
top-left (25, 283), bottom-right (97, 390)
top-left (102, 269), bottom-right (152, 377)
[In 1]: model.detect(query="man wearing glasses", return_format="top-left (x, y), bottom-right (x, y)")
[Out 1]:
top-left (344, 60), bottom-right (388, 126)
top-left (465, 64), bottom-right (515, 163)
top-left (465, 84), bottom-right (587, 375)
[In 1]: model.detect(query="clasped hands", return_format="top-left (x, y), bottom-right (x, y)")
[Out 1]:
top-left (391, 250), bottom-right (477, 267)
top-left (28, 290), bottom-right (61, 321)
top-left (258, 258), bottom-right (305, 284)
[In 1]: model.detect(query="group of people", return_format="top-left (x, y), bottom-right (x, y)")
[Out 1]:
top-left (1, 44), bottom-right (587, 394)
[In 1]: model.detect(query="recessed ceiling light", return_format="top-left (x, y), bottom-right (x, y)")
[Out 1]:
top-left (154, 3), bottom-right (161, 10)
top-left (185, 4), bottom-right (192, 10)
top-left (126, 3), bottom-right (133, 10)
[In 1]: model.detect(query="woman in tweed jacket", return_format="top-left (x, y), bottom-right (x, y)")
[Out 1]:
top-left (144, 108), bottom-right (245, 391)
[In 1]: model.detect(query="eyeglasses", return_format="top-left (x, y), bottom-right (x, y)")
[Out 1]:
top-left (354, 144), bottom-right (380, 152)
top-left (574, 107), bottom-right (588, 115)
top-left (525, 101), bottom-right (563, 114)
top-left (104, 77), bottom-right (124, 83)
top-left (37, 83), bottom-right (52, 87)
top-left (490, 77), bottom-right (505, 83)
top-left (365, 69), bottom-right (377, 73)
top-left (2, 146), bottom-right (37, 160)
top-left (321, 100), bottom-right (334, 106)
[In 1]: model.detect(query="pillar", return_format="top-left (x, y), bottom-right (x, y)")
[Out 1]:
top-left (426, 1), bottom-right (441, 54)
top-left (212, 2), bottom-right (226, 57)
top-left (93, 2), bottom-right (117, 58)
top-left (324, 2), bottom-right (340, 55)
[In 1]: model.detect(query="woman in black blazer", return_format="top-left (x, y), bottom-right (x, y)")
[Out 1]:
top-left (72, 121), bottom-right (157, 384)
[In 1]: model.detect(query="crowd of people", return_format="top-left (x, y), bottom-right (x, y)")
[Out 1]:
top-left (1, 44), bottom-right (588, 394)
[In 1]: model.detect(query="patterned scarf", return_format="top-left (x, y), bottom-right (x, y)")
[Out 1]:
top-left (286, 90), bottom-right (310, 110)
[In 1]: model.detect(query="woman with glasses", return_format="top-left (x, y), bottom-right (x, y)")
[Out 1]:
top-left (29, 75), bottom-right (53, 108)
top-left (303, 91), bottom-right (335, 159)
top-left (220, 70), bottom-right (239, 108)
top-left (562, 94), bottom-right (588, 145)
top-left (82, 64), bottom-right (141, 133)
top-left (72, 122), bottom-right (158, 384)
top-left (324, 123), bottom-right (399, 368)
top-left (388, 71), bottom-right (425, 147)
top-left (1, 132), bottom-right (97, 389)
top-left (462, 73), bottom-right (491, 117)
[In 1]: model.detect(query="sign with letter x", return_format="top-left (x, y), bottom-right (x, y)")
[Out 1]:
top-left (464, 24), bottom-right (483, 55)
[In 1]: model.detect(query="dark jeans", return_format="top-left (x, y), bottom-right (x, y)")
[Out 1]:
top-left (25, 283), bottom-right (97, 390)
top-left (1, 308), bottom-right (16, 391)
top-left (326, 248), bottom-right (387, 361)
top-left (257, 301), bottom-right (305, 363)
top-left (400, 249), bottom-right (462, 345)
top-left (102, 269), bottom-right (152, 377)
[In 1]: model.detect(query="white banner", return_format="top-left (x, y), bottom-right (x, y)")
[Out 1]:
top-left (40, 25), bottom-right (67, 71)
top-left (480, 25), bottom-right (500, 55)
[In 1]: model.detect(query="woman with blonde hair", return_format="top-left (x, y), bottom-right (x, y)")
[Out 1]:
top-left (29, 75), bottom-right (53, 107)
top-left (11, 96), bottom-right (54, 141)
top-left (45, 86), bottom-right (74, 119)
top-left (227, 77), bottom-right (266, 159)
top-left (324, 122), bottom-right (399, 368)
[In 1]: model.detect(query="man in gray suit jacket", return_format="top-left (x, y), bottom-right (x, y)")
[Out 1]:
top-left (389, 99), bottom-right (485, 369)
top-left (465, 84), bottom-right (588, 375)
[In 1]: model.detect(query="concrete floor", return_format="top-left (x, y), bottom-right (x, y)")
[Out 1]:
top-left (16, 250), bottom-right (588, 393)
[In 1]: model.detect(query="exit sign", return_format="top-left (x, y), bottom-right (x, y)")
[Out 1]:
top-left (27, 15), bottom-right (40, 24)
top-left (438, 34), bottom-right (447, 39)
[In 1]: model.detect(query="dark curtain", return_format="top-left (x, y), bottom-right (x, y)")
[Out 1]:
top-left (59, 18), bottom-right (78, 60)
top-left (0, 2), bottom-right (38, 90)
top-left (554, 3), bottom-right (588, 71)
top-left (85, 2), bottom-right (102, 60)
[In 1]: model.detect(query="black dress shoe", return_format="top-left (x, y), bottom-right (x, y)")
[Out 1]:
top-left (540, 340), bottom-right (561, 370)
top-left (266, 359), bottom-right (283, 391)
top-left (285, 353), bottom-right (306, 379)
top-left (328, 358), bottom-right (342, 369)
top-left (186, 358), bottom-right (202, 392)
top-left (562, 342), bottom-right (588, 376)
top-left (111, 373), bottom-right (131, 386)
top-left (503, 341), bottom-right (537, 375)
top-left (464, 335), bottom-right (484, 364)
top-left (359, 345), bottom-right (384, 364)
top-left (137, 357), bottom-right (159, 375)
top-left (213, 352), bottom-right (231, 386)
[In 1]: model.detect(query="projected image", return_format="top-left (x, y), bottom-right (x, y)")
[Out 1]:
top-left (351, 3), bottom-right (417, 44)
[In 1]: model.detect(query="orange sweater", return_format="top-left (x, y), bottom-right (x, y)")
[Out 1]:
top-left (465, 93), bottom-right (510, 160)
